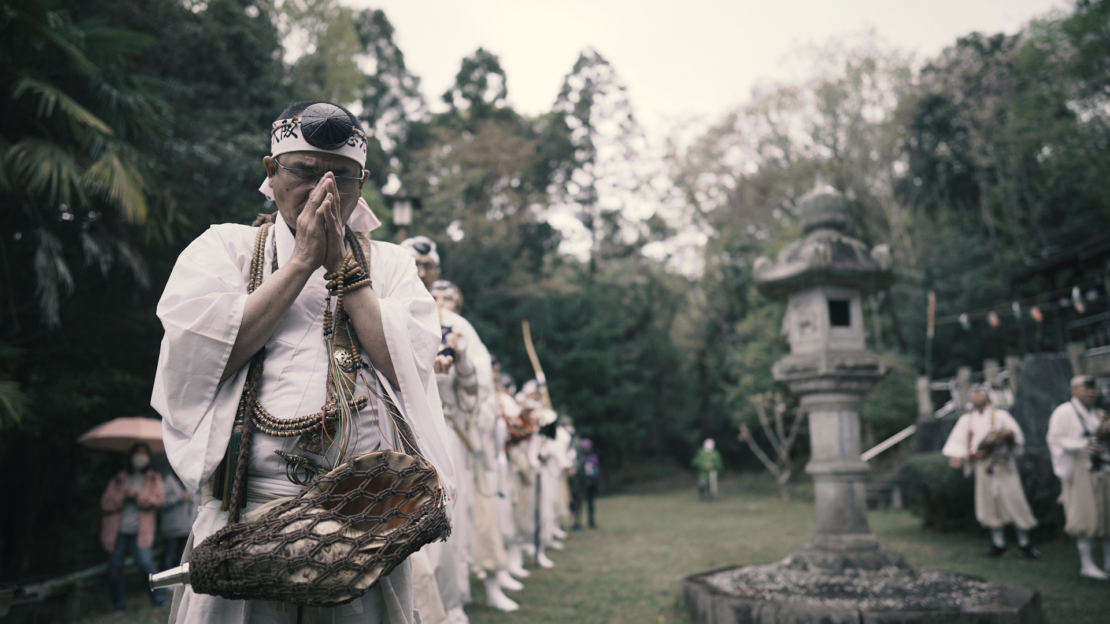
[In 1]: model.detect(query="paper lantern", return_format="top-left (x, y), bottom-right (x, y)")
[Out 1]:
top-left (1072, 286), bottom-right (1087, 315)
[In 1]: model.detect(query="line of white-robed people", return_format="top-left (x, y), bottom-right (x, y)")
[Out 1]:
top-left (942, 376), bottom-right (1110, 580)
top-left (399, 235), bottom-right (580, 624)
top-left (151, 99), bottom-right (580, 624)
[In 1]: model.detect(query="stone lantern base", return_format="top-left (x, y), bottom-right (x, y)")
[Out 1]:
top-left (683, 560), bottom-right (1044, 624)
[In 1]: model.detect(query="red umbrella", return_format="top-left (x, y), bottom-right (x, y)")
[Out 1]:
top-left (78, 417), bottom-right (165, 454)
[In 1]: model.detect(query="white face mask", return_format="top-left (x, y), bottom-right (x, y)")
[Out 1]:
top-left (131, 454), bottom-right (150, 470)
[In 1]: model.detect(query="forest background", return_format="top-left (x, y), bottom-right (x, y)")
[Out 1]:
top-left (1, 0), bottom-right (1109, 582)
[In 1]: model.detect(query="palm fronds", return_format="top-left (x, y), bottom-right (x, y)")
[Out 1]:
top-left (13, 76), bottom-right (115, 135)
top-left (83, 148), bottom-right (148, 222)
top-left (5, 137), bottom-right (86, 208)
top-left (0, 380), bottom-right (28, 429)
top-left (0, 343), bottom-right (27, 429)
top-left (1, 2), bottom-right (166, 327)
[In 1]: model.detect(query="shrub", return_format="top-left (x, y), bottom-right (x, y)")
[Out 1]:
top-left (899, 450), bottom-right (1064, 541)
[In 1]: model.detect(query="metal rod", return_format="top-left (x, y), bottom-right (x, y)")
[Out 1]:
top-left (150, 563), bottom-right (190, 590)
top-left (860, 425), bottom-right (917, 462)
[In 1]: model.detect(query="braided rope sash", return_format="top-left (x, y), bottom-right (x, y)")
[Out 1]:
top-left (191, 216), bottom-right (450, 606)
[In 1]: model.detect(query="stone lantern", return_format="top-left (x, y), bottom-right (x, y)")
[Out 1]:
top-left (751, 180), bottom-right (901, 570)
top-left (682, 181), bottom-right (1042, 623)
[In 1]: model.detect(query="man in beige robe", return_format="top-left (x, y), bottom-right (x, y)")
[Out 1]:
top-left (1048, 375), bottom-right (1110, 580)
top-left (943, 384), bottom-right (1038, 558)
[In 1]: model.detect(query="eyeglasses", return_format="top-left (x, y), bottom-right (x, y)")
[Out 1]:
top-left (274, 156), bottom-right (364, 195)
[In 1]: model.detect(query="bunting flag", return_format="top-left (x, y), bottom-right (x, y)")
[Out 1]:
top-left (1072, 286), bottom-right (1087, 315)
top-left (932, 280), bottom-right (1104, 329)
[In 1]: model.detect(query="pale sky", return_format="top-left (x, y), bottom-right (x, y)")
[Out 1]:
top-left (343, 0), bottom-right (1067, 131)
top-left (339, 0), bottom-right (1068, 268)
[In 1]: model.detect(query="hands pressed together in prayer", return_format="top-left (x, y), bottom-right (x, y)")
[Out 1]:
top-left (288, 173), bottom-right (349, 275)
top-left (222, 157), bottom-right (397, 387)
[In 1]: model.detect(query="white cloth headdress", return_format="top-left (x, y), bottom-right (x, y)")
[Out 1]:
top-left (258, 102), bottom-right (381, 233)
top-left (400, 236), bottom-right (440, 266)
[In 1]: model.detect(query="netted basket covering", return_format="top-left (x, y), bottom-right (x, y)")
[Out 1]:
top-left (978, 429), bottom-right (1015, 455)
top-left (190, 450), bottom-right (450, 606)
top-left (1096, 415), bottom-right (1110, 443)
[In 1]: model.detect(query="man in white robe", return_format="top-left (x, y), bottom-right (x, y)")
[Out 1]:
top-left (539, 420), bottom-right (574, 552)
top-left (516, 381), bottom-right (558, 569)
top-left (399, 238), bottom-right (473, 624)
top-left (496, 377), bottom-right (533, 579)
top-left (1047, 375), bottom-right (1110, 580)
top-left (942, 385), bottom-right (1038, 558)
top-left (486, 367), bottom-right (525, 590)
top-left (428, 280), bottom-right (519, 612)
top-left (152, 100), bottom-right (456, 624)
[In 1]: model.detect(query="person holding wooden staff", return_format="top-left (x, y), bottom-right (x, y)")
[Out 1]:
top-left (516, 379), bottom-right (558, 568)
top-left (943, 384), bottom-right (1039, 558)
top-left (497, 375), bottom-right (539, 578)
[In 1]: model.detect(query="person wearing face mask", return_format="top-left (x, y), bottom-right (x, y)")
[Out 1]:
top-left (100, 442), bottom-right (166, 613)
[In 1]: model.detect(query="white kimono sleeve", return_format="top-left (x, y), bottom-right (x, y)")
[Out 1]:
top-left (151, 224), bottom-right (255, 492)
top-left (1047, 402), bottom-right (1088, 480)
top-left (941, 414), bottom-right (971, 459)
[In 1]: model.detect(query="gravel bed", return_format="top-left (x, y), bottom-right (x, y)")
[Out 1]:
top-left (705, 563), bottom-right (1001, 612)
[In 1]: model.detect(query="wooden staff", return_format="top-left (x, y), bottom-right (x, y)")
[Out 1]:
top-left (521, 320), bottom-right (552, 409)
top-left (522, 320), bottom-right (551, 558)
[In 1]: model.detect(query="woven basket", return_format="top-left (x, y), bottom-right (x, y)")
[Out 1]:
top-left (978, 429), bottom-right (1015, 454)
top-left (189, 450), bottom-right (450, 606)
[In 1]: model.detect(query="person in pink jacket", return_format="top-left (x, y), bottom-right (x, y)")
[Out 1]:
top-left (100, 442), bottom-right (165, 612)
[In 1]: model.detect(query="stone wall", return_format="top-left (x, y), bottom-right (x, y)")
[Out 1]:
top-left (1010, 353), bottom-right (1074, 449)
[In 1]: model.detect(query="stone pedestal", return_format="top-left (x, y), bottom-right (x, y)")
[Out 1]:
top-left (684, 181), bottom-right (1042, 623)
top-left (772, 351), bottom-right (908, 571)
top-left (683, 566), bottom-right (1044, 624)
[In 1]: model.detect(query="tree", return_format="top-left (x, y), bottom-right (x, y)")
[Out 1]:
top-left (0, 0), bottom-right (167, 328)
top-left (0, 0), bottom-right (289, 581)
top-left (738, 393), bottom-right (806, 501)
top-left (354, 7), bottom-right (426, 157)
top-left (440, 48), bottom-right (513, 131)
top-left (548, 49), bottom-right (651, 273)
top-left (664, 35), bottom-right (913, 461)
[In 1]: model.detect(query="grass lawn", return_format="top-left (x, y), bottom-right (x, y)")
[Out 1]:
top-left (465, 474), bottom-right (1110, 624)
top-left (73, 473), bottom-right (1110, 624)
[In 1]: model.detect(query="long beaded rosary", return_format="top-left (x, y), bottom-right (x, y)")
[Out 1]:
top-left (248, 230), bottom-right (427, 474)
top-left (249, 239), bottom-right (374, 463)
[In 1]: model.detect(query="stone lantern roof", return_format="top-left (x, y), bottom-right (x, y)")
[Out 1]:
top-left (753, 181), bottom-right (892, 298)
